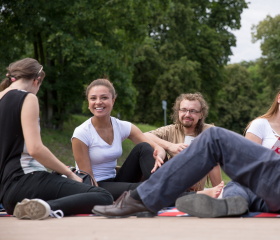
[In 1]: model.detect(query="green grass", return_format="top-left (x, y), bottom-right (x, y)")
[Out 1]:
top-left (41, 114), bottom-right (89, 166)
top-left (119, 123), bottom-right (158, 165)
top-left (41, 115), bottom-right (231, 184)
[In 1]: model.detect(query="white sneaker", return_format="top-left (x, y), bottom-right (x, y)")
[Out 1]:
top-left (13, 198), bottom-right (51, 220)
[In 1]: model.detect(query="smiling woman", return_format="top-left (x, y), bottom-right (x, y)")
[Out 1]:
top-left (71, 79), bottom-right (167, 200)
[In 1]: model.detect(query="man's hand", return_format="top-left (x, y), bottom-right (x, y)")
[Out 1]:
top-left (167, 143), bottom-right (188, 157)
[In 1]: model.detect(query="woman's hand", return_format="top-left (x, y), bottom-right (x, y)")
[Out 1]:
top-left (151, 146), bottom-right (166, 173)
top-left (66, 171), bottom-right (83, 182)
top-left (92, 177), bottom-right (99, 187)
top-left (67, 169), bottom-right (99, 186)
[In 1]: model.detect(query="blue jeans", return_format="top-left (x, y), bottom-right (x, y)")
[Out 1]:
top-left (223, 181), bottom-right (269, 212)
top-left (137, 127), bottom-right (280, 213)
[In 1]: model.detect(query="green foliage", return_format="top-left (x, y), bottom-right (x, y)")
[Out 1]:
top-left (252, 14), bottom-right (280, 97)
top-left (215, 64), bottom-right (257, 133)
top-left (242, 60), bottom-right (272, 115)
top-left (131, 0), bottom-right (248, 125)
top-left (0, 0), bottom-right (249, 131)
top-left (1, 0), bottom-right (166, 127)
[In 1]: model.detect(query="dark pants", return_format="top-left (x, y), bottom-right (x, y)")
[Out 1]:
top-left (98, 142), bottom-right (154, 200)
top-left (223, 181), bottom-right (270, 212)
top-left (137, 127), bottom-right (280, 213)
top-left (2, 171), bottom-right (113, 215)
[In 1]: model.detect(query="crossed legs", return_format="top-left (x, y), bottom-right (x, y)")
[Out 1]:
top-left (93, 127), bottom-right (280, 217)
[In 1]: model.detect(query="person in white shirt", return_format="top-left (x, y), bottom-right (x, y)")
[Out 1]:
top-left (245, 90), bottom-right (280, 149)
top-left (72, 79), bottom-right (166, 200)
top-left (222, 90), bottom-right (280, 213)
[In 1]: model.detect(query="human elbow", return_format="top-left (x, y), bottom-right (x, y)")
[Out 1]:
top-left (26, 144), bottom-right (44, 158)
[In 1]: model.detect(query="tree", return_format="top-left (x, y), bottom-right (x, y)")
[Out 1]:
top-left (252, 14), bottom-right (280, 96)
top-left (0, 0), bottom-right (166, 128)
top-left (241, 60), bottom-right (271, 117)
top-left (132, 0), bottom-right (248, 125)
top-left (215, 64), bottom-right (257, 133)
top-left (0, 0), bottom-right (248, 128)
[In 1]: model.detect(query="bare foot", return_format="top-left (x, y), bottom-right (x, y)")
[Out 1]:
top-left (197, 181), bottom-right (224, 198)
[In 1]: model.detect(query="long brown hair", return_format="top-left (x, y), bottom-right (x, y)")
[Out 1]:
top-left (244, 90), bottom-right (280, 134)
top-left (0, 58), bottom-right (45, 91)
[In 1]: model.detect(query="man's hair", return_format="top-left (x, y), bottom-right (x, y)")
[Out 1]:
top-left (171, 92), bottom-right (209, 135)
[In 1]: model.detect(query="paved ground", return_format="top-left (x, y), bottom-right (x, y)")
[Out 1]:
top-left (2, 215), bottom-right (280, 240)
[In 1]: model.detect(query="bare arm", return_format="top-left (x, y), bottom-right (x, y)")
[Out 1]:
top-left (21, 94), bottom-right (81, 182)
top-left (128, 124), bottom-right (166, 172)
top-left (144, 132), bottom-right (172, 151)
top-left (208, 165), bottom-right (222, 187)
top-left (72, 138), bottom-right (98, 186)
top-left (144, 132), bottom-right (188, 157)
top-left (245, 132), bottom-right (262, 145)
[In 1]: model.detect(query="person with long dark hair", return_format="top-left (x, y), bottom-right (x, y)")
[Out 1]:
top-left (0, 58), bottom-right (113, 220)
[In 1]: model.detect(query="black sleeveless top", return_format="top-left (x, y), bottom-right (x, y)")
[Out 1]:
top-left (0, 90), bottom-right (46, 201)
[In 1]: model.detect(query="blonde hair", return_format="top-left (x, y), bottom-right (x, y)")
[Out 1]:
top-left (244, 90), bottom-right (280, 134)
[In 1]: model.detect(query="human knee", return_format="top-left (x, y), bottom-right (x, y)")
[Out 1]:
top-left (202, 127), bottom-right (229, 142)
top-left (208, 126), bottom-right (225, 136)
top-left (102, 193), bottom-right (114, 205)
top-left (199, 127), bottom-right (216, 139)
top-left (135, 142), bottom-right (153, 154)
top-left (92, 187), bottom-right (114, 205)
top-left (138, 142), bottom-right (152, 149)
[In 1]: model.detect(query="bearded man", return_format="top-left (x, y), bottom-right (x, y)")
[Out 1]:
top-left (145, 93), bottom-right (222, 192)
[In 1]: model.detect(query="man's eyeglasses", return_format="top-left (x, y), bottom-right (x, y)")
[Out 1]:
top-left (179, 108), bottom-right (201, 114)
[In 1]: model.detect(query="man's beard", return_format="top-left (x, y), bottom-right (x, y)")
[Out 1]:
top-left (180, 118), bottom-right (194, 128)
top-left (182, 122), bottom-right (193, 128)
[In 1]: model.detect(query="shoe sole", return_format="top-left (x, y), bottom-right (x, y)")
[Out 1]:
top-left (175, 194), bottom-right (248, 218)
top-left (13, 199), bottom-right (50, 220)
top-left (136, 211), bottom-right (156, 218)
top-left (92, 209), bottom-right (156, 218)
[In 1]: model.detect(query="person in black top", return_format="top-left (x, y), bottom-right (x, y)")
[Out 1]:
top-left (0, 58), bottom-right (113, 220)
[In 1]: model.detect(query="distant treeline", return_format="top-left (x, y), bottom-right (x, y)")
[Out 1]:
top-left (1, 0), bottom-right (279, 133)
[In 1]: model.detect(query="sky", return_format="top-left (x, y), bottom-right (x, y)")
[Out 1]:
top-left (229, 0), bottom-right (280, 63)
